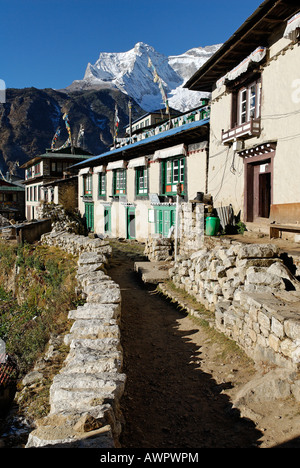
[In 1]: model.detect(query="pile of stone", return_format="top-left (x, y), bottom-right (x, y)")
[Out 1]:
top-left (26, 237), bottom-right (124, 448)
top-left (40, 230), bottom-right (112, 257)
top-left (170, 241), bottom-right (299, 310)
top-left (37, 203), bottom-right (86, 235)
top-left (0, 214), bottom-right (10, 227)
top-left (144, 236), bottom-right (173, 261)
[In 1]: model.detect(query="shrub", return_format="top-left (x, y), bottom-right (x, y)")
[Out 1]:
top-left (0, 241), bottom-right (78, 377)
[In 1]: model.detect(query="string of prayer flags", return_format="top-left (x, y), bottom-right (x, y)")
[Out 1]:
top-left (114, 104), bottom-right (120, 140)
top-left (63, 113), bottom-right (72, 142)
top-left (51, 127), bottom-right (61, 149)
top-left (148, 56), bottom-right (170, 115)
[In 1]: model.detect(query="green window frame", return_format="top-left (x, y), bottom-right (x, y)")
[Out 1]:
top-left (113, 169), bottom-right (126, 195)
top-left (162, 157), bottom-right (185, 195)
top-left (136, 167), bottom-right (148, 195)
top-left (98, 172), bottom-right (106, 197)
top-left (83, 173), bottom-right (93, 197)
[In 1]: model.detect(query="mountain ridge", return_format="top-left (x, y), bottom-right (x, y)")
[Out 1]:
top-left (0, 42), bottom-right (220, 175)
top-left (66, 42), bottom-right (221, 112)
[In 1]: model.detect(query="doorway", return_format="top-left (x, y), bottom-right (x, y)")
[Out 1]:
top-left (127, 206), bottom-right (136, 239)
top-left (84, 202), bottom-right (94, 232)
top-left (244, 153), bottom-right (274, 223)
top-left (104, 206), bottom-right (111, 234)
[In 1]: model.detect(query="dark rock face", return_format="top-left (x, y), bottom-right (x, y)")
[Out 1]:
top-left (0, 87), bottom-right (143, 176)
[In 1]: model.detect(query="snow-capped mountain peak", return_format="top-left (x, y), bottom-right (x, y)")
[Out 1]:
top-left (68, 42), bottom-right (222, 112)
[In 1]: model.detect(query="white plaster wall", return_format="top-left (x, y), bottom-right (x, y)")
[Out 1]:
top-left (209, 36), bottom-right (300, 216)
top-left (186, 150), bottom-right (208, 200)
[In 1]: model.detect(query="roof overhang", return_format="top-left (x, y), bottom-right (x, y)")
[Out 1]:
top-left (185, 0), bottom-right (299, 92)
top-left (72, 118), bottom-right (210, 170)
top-left (20, 152), bottom-right (93, 169)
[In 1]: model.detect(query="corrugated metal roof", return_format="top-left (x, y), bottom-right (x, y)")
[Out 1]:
top-left (73, 118), bottom-right (210, 168)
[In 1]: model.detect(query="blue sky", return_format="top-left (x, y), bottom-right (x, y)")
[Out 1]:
top-left (1, 0), bottom-right (262, 90)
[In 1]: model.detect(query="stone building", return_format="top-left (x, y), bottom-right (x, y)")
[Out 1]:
top-left (0, 174), bottom-right (25, 221)
top-left (20, 146), bottom-right (93, 220)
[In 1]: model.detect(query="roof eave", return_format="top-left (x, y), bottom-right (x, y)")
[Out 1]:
top-left (185, 0), bottom-right (296, 92)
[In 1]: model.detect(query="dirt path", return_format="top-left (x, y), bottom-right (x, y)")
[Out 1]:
top-left (108, 241), bottom-right (264, 449)
top-left (108, 240), bottom-right (300, 449)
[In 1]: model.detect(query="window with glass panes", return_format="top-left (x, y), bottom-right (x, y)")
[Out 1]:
top-left (83, 173), bottom-right (93, 197)
top-left (163, 157), bottom-right (185, 195)
top-left (98, 172), bottom-right (106, 197)
top-left (136, 167), bottom-right (148, 195)
top-left (238, 80), bottom-right (261, 125)
top-left (113, 169), bottom-right (126, 195)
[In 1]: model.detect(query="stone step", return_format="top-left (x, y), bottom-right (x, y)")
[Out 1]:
top-left (26, 425), bottom-right (115, 448)
top-left (52, 372), bottom-right (126, 390)
top-left (68, 338), bottom-right (122, 353)
top-left (83, 280), bottom-right (120, 291)
top-left (76, 263), bottom-right (106, 276)
top-left (85, 287), bottom-right (121, 304)
top-left (78, 252), bottom-right (108, 266)
top-left (61, 356), bottom-right (122, 374)
top-left (65, 344), bottom-right (122, 364)
top-left (64, 321), bottom-right (120, 344)
top-left (78, 272), bottom-right (112, 288)
top-left (49, 373), bottom-right (126, 413)
top-left (68, 304), bottom-right (120, 321)
top-left (50, 388), bottom-right (123, 414)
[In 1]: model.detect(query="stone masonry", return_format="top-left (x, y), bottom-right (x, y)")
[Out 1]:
top-left (25, 232), bottom-right (125, 448)
top-left (169, 238), bottom-right (300, 383)
top-left (179, 202), bottom-right (205, 256)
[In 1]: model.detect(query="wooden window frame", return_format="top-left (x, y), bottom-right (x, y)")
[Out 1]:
top-left (98, 172), bottom-right (106, 197)
top-left (83, 173), bottom-right (93, 197)
top-left (162, 157), bottom-right (185, 195)
top-left (136, 167), bottom-right (148, 196)
top-left (113, 169), bottom-right (126, 196)
top-left (232, 78), bottom-right (261, 128)
top-left (237, 80), bottom-right (261, 126)
top-left (34, 163), bottom-right (41, 176)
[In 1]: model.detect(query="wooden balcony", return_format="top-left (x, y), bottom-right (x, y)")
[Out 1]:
top-left (221, 118), bottom-right (261, 145)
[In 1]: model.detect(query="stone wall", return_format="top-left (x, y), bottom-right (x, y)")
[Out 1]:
top-left (26, 232), bottom-right (124, 448)
top-left (179, 202), bottom-right (205, 256)
top-left (144, 236), bottom-right (173, 261)
top-left (169, 239), bottom-right (300, 374)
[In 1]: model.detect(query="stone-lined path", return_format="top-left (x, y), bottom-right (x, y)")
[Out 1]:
top-left (108, 241), bottom-right (262, 448)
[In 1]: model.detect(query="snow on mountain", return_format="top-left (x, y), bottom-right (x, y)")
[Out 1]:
top-left (68, 42), bottom-right (222, 112)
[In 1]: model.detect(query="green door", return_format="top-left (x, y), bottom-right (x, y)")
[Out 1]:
top-left (104, 206), bottom-right (111, 234)
top-left (154, 206), bottom-right (176, 237)
top-left (127, 206), bottom-right (136, 239)
top-left (163, 210), bottom-right (171, 237)
top-left (85, 202), bottom-right (94, 232)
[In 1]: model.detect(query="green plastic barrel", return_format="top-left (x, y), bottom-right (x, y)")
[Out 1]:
top-left (205, 216), bottom-right (220, 236)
